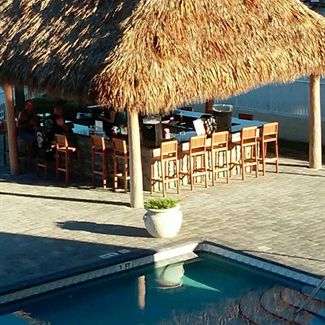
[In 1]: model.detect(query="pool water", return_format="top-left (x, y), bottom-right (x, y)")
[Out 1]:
top-left (0, 253), bottom-right (324, 324)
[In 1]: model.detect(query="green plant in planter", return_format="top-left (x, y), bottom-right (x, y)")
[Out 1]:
top-left (145, 197), bottom-right (180, 210)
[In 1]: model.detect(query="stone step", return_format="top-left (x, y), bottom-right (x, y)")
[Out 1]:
top-left (282, 286), bottom-right (325, 319)
top-left (302, 285), bottom-right (325, 303)
top-left (260, 286), bottom-right (314, 325)
top-left (239, 289), bottom-right (291, 325)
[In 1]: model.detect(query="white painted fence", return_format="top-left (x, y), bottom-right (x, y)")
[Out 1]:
top-left (220, 78), bottom-right (325, 121)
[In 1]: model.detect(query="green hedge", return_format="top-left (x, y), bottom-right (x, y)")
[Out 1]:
top-left (31, 95), bottom-right (90, 120)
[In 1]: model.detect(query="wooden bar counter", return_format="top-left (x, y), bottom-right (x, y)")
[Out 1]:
top-left (72, 117), bottom-right (265, 191)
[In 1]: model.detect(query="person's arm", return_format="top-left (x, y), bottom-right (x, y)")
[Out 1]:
top-left (17, 111), bottom-right (28, 129)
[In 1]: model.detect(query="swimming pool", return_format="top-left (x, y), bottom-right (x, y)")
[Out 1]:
top-left (1, 251), bottom-right (325, 324)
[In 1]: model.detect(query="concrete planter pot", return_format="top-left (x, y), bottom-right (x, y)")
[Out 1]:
top-left (143, 204), bottom-right (182, 238)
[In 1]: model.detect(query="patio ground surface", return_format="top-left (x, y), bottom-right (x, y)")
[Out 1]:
top-left (0, 140), bottom-right (324, 300)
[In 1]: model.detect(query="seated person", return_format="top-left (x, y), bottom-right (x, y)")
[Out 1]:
top-left (48, 105), bottom-right (77, 146)
top-left (17, 100), bottom-right (39, 142)
top-left (99, 108), bottom-right (127, 137)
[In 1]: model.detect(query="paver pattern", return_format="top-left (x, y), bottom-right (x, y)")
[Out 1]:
top-left (0, 145), bottom-right (324, 295)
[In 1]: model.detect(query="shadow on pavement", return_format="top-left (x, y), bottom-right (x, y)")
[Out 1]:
top-left (0, 191), bottom-right (130, 207)
top-left (0, 232), bottom-right (155, 297)
top-left (57, 221), bottom-right (150, 238)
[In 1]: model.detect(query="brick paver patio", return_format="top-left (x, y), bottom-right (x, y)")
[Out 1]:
top-left (0, 145), bottom-right (324, 297)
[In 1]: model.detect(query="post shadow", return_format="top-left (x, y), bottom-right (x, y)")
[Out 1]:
top-left (57, 221), bottom-right (150, 238)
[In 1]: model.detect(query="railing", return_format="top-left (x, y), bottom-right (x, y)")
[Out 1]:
top-left (292, 276), bottom-right (325, 320)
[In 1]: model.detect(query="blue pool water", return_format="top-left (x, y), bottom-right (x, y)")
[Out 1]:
top-left (0, 253), bottom-right (324, 324)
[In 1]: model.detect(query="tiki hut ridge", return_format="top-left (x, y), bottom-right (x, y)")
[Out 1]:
top-left (0, 0), bottom-right (324, 207)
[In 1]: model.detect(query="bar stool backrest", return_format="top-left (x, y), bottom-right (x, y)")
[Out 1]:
top-left (238, 113), bottom-right (254, 120)
top-left (91, 134), bottom-right (106, 151)
top-left (55, 134), bottom-right (68, 149)
top-left (113, 137), bottom-right (128, 157)
top-left (241, 127), bottom-right (257, 145)
top-left (161, 140), bottom-right (178, 160)
top-left (262, 122), bottom-right (278, 140)
top-left (190, 135), bottom-right (206, 155)
top-left (211, 131), bottom-right (228, 150)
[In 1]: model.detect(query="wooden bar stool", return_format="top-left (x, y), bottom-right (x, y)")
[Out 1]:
top-left (90, 135), bottom-right (109, 189)
top-left (259, 122), bottom-right (279, 176)
top-left (112, 137), bottom-right (129, 192)
top-left (17, 137), bottom-right (34, 171)
top-left (208, 131), bottom-right (229, 185)
top-left (230, 126), bottom-right (258, 180)
top-left (179, 134), bottom-right (208, 190)
top-left (55, 134), bottom-right (82, 184)
top-left (36, 131), bottom-right (55, 177)
top-left (150, 140), bottom-right (180, 196)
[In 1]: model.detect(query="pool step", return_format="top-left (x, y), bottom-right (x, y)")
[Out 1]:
top-left (281, 287), bottom-right (325, 319)
top-left (260, 286), bottom-right (314, 324)
top-left (226, 316), bottom-right (251, 324)
top-left (239, 289), bottom-right (291, 324)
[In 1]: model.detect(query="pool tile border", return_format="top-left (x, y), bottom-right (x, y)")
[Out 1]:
top-left (0, 242), bottom-right (198, 305)
top-left (0, 240), bottom-right (322, 306)
top-left (197, 242), bottom-right (321, 287)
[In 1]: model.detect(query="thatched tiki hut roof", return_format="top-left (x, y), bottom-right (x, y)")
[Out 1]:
top-left (0, 0), bottom-right (324, 113)
top-left (0, 0), bottom-right (324, 207)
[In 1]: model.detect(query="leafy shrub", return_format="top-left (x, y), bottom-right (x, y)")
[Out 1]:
top-left (31, 95), bottom-right (88, 117)
top-left (145, 197), bottom-right (180, 210)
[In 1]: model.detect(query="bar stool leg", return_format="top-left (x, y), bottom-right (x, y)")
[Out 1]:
top-left (254, 143), bottom-right (258, 178)
top-left (113, 157), bottom-right (118, 191)
top-left (241, 146), bottom-right (245, 181)
top-left (150, 160), bottom-right (154, 194)
top-left (161, 160), bottom-right (166, 197)
top-left (203, 153), bottom-right (208, 188)
top-left (211, 150), bottom-right (216, 186)
top-left (103, 154), bottom-right (108, 189)
top-left (65, 152), bottom-right (70, 185)
top-left (262, 141), bottom-right (266, 176)
top-left (175, 159), bottom-right (180, 194)
top-left (229, 148), bottom-right (233, 178)
top-left (275, 139), bottom-right (279, 173)
top-left (189, 156), bottom-right (194, 191)
top-left (123, 158), bottom-right (128, 193)
top-left (77, 149), bottom-right (82, 179)
top-left (56, 151), bottom-right (59, 178)
top-left (225, 150), bottom-right (229, 184)
top-left (91, 151), bottom-right (95, 186)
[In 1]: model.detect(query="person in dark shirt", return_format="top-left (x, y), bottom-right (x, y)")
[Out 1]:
top-left (48, 105), bottom-right (77, 146)
top-left (99, 108), bottom-right (127, 137)
top-left (17, 100), bottom-right (39, 141)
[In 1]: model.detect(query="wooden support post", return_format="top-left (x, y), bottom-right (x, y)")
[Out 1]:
top-left (128, 110), bottom-right (144, 208)
top-left (309, 74), bottom-right (322, 169)
top-left (205, 99), bottom-right (214, 114)
top-left (3, 84), bottom-right (19, 175)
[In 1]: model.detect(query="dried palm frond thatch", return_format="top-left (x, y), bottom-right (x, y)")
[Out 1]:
top-left (0, 0), bottom-right (324, 114)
